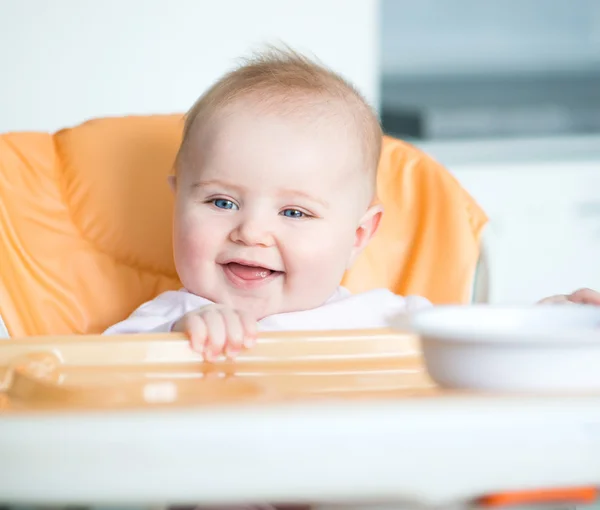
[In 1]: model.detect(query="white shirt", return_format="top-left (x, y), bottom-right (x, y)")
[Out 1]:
top-left (103, 287), bottom-right (432, 335)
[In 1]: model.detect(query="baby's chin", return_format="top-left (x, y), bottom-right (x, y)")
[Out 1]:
top-left (222, 294), bottom-right (299, 321)
top-left (234, 292), bottom-right (338, 321)
top-left (198, 289), bottom-right (334, 320)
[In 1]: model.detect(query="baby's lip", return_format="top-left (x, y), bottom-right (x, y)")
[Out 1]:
top-left (220, 259), bottom-right (284, 273)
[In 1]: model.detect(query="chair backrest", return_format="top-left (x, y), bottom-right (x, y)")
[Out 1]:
top-left (0, 115), bottom-right (487, 338)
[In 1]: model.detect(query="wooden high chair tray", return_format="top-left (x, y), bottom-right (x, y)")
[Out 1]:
top-left (1, 330), bottom-right (600, 507)
top-left (0, 329), bottom-right (437, 412)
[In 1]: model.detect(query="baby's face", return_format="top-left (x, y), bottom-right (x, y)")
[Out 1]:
top-left (172, 106), bottom-right (380, 319)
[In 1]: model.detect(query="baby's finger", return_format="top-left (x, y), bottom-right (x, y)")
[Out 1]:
top-left (537, 294), bottom-right (571, 305)
top-left (239, 311), bottom-right (258, 348)
top-left (569, 288), bottom-right (600, 305)
top-left (220, 309), bottom-right (244, 358)
top-left (185, 313), bottom-right (208, 353)
top-left (203, 309), bottom-right (227, 360)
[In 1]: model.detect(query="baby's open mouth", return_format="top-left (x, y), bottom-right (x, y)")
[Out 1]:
top-left (223, 262), bottom-right (283, 281)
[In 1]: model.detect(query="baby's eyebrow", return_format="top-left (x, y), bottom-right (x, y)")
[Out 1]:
top-left (278, 189), bottom-right (329, 209)
top-left (190, 179), bottom-right (244, 193)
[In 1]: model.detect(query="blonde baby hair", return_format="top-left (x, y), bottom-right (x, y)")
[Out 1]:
top-left (176, 45), bottom-right (382, 189)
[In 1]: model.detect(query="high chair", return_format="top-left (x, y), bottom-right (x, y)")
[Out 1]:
top-left (2, 116), bottom-right (599, 510)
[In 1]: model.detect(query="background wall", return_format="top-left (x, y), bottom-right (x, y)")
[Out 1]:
top-left (0, 0), bottom-right (379, 133)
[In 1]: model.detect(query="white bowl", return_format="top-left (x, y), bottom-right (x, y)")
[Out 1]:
top-left (407, 305), bottom-right (600, 392)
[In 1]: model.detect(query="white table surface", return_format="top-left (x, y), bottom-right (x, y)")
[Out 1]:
top-left (2, 395), bottom-right (600, 507)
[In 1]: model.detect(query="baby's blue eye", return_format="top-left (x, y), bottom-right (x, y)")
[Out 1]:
top-left (213, 199), bottom-right (238, 210)
top-left (281, 209), bottom-right (305, 219)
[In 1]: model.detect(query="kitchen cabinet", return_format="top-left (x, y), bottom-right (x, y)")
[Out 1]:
top-left (419, 136), bottom-right (600, 303)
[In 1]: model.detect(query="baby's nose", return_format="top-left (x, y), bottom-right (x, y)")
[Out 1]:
top-left (231, 217), bottom-right (275, 247)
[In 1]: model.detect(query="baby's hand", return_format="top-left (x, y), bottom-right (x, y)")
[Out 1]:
top-left (172, 305), bottom-right (257, 361)
top-left (537, 288), bottom-right (600, 306)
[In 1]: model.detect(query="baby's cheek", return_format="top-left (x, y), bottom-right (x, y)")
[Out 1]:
top-left (175, 218), bottom-right (215, 269)
top-left (287, 233), bottom-right (349, 280)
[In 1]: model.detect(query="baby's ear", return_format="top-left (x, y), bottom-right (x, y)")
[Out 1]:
top-left (167, 175), bottom-right (177, 192)
top-left (348, 204), bottom-right (384, 267)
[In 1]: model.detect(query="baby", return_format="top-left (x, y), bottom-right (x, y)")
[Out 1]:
top-left (104, 48), bottom-right (600, 359)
